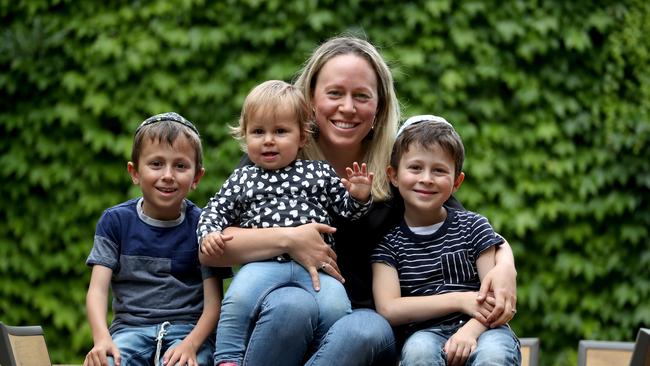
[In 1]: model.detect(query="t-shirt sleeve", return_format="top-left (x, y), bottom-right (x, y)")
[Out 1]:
top-left (371, 232), bottom-right (399, 268)
top-left (86, 209), bottom-right (120, 270)
top-left (471, 214), bottom-right (504, 258)
top-left (200, 265), bottom-right (233, 280)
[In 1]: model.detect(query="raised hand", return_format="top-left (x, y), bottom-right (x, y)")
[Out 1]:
top-left (341, 162), bottom-right (374, 203)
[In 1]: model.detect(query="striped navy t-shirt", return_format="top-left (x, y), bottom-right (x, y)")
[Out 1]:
top-left (371, 207), bottom-right (503, 328)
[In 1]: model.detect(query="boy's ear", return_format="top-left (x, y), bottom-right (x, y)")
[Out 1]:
top-left (386, 165), bottom-right (399, 187)
top-left (453, 172), bottom-right (465, 192)
top-left (191, 167), bottom-right (205, 190)
top-left (127, 162), bottom-right (139, 185)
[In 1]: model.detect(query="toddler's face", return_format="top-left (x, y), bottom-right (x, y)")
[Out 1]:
top-left (245, 105), bottom-right (305, 170)
top-left (128, 135), bottom-right (202, 220)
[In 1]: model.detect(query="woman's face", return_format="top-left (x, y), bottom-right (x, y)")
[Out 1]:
top-left (312, 54), bottom-right (378, 154)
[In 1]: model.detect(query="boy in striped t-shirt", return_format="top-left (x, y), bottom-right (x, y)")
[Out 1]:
top-left (371, 115), bottom-right (520, 366)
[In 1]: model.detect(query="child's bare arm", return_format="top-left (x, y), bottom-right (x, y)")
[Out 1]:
top-left (84, 265), bottom-right (121, 366)
top-left (341, 162), bottom-right (374, 203)
top-left (163, 276), bottom-right (223, 366)
top-left (372, 262), bottom-right (478, 326)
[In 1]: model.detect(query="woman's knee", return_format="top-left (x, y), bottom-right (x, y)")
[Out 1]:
top-left (332, 309), bottom-right (394, 348)
top-left (260, 285), bottom-right (318, 325)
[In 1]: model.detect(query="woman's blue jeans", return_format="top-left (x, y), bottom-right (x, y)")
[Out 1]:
top-left (214, 260), bottom-right (352, 365)
top-left (107, 322), bottom-right (214, 366)
top-left (219, 278), bottom-right (398, 365)
top-left (400, 323), bottom-right (520, 366)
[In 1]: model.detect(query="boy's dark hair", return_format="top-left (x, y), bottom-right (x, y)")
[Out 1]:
top-left (131, 112), bottom-right (203, 174)
top-left (390, 120), bottom-right (465, 179)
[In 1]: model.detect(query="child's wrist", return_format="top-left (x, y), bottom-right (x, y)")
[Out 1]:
top-left (458, 292), bottom-right (476, 314)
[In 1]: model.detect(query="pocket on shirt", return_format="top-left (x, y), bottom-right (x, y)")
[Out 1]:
top-left (171, 249), bottom-right (200, 276)
top-left (441, 251), bottom-right (477, 284)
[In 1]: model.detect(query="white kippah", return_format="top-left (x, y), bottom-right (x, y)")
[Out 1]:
top-left (396, 114), bottom-right (452, 137)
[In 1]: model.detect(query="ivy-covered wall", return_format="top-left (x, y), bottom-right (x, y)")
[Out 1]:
top-left (1, 1), bottom-right (648, 365)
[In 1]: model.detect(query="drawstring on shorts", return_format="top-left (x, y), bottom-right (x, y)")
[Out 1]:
top-left (154, 321), bottom-right (171, 366)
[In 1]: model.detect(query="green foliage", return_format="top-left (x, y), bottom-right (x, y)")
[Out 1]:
top-left (1, 1), bottom-right (648, 364)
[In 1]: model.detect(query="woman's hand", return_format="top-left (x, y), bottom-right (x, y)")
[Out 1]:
top-left (285, 222), bottom-right (340, 291)
top-left (477, 262), bottom-right (517, 327)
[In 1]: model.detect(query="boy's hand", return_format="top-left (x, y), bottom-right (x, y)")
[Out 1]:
top-left (163, 339), bottom-right (198, 366)
top-left (84, 338), bottom-right (121, 366)
top-left (458, 292), bottom-right (495, 328)
top-left (444, 321), bottom-right (485, 366)
top-left (473, 291), bottom-right (509, 327)
top-left (200, 232), bottom-right (233, 257)
top-left (341, 162), bottom-right (374, 203)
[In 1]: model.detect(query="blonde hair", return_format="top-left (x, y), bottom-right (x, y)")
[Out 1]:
top-left (294, 35), bottom-right (400, 201)
top-left (231, 80), bottom-right (311, 151)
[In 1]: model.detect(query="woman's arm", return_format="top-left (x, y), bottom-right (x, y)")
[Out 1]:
top-left (199, 223), bottom-right (341, 290)
top-left (477, 240), bottom-right (518, 326)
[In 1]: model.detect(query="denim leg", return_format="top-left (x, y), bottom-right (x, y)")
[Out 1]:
top-left (400, 328), bottom-right (448, 366)
top-left (163, 323), bottom-right (214, 366)
top-left (292, 263), bottom-right (352, 343)
top-left (243, 286), bottom-right (318, 366)
top-left (467, 325), bottom-right (520, 366)
top-left (215, 261), bottom-right (293, 365)
top-left (306, 308), bottom-right (397, 366)
top-left (109, 324), bottom-right (158, 366)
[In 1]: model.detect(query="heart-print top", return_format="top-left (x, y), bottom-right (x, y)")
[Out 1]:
top-left (197, 159), bottom-right (372, 248)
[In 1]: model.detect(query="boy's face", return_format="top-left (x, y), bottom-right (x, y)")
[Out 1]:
top-left (245, 105), bottom-right (306, 170)
top-left (128, 135), bottom-right (204, 220)
top-left (387, 143), bottom-right (464, 227)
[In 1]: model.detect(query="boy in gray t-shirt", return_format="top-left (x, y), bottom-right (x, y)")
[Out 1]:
top-left (85, 112), bottom-right (231, 366)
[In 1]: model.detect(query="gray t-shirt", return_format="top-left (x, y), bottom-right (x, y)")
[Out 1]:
top-left (87, 198), bottom-right (231, 332)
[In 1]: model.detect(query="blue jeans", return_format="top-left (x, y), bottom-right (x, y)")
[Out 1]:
top-left (215, 261), bottom-right (352, 365)
top-left (400, 323), bottom-right (520, 366)
top-left (238, 286), bottom-right (397, 366)
top-left (108, 322), bottom-right (214, 366)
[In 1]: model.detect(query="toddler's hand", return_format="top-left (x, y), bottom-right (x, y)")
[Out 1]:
top-left (201, 232), bottom-right (233, 257)
top-left (341, 162), bottom-right (374, 203)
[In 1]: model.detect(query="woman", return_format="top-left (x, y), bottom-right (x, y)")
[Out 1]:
top-left (200, 35), bottom-right (518, 366)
